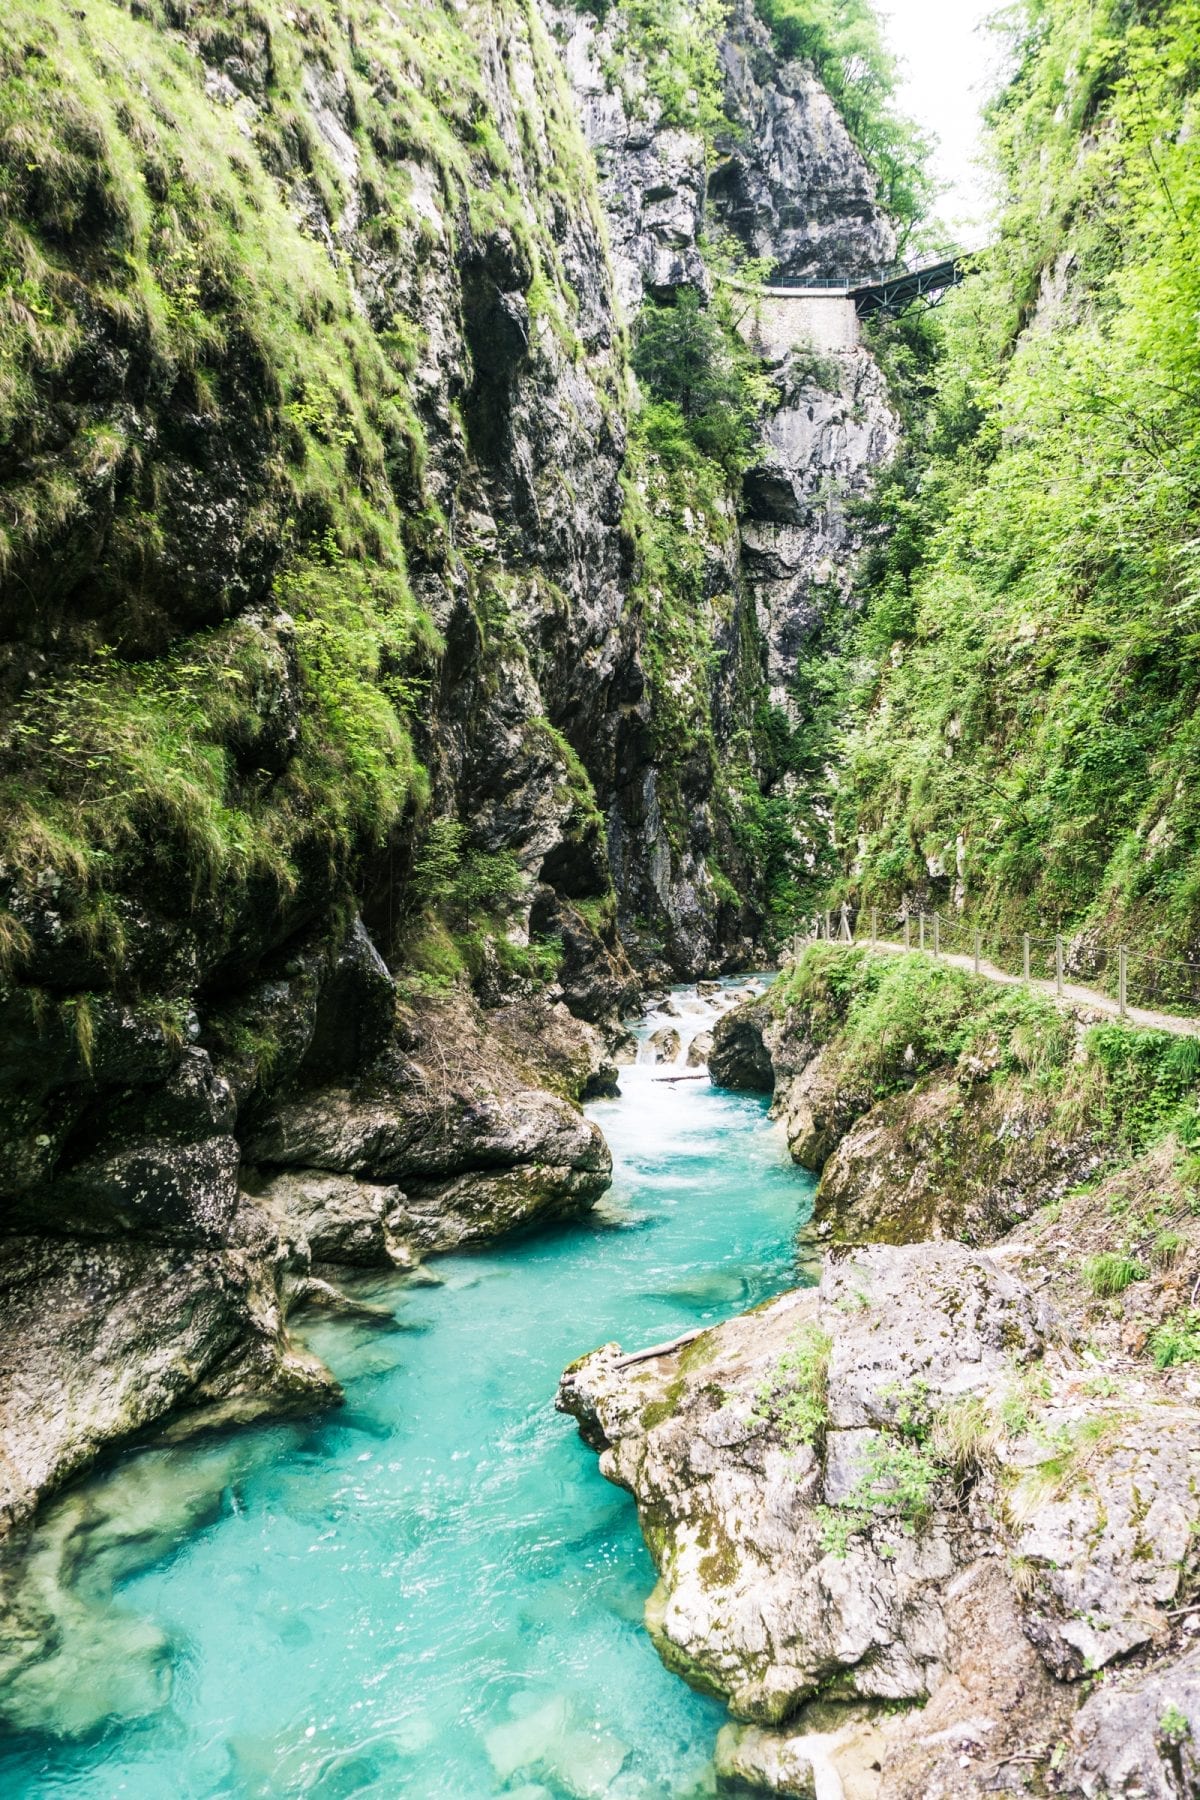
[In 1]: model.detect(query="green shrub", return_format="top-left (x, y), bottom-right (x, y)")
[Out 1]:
top-left (753, 1324), bottom-right (832, 1455)
top-left (632, 289), bottom-right (775, 477)
top-left (1148, 1310), bottom-right (1200, 1368)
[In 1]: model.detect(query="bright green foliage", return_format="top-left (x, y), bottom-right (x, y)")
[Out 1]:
top-left (840, 0), bottom-right (1200, 964)
top-left (1148, 1309), bottom-right (1200, 1368)
top-left (1152, 1229), bottom-right (1184, 1269)
top-left (633, 289), bottom-right (776, 476)
top-left (1159, 1704), bottom-right (1192, 1745)
top-left (621, 385), bottom-right (768, 938)
top-left (816, 1382), bottom-right (945, 1557)
top-left (753, 1323), bottom-right (832, 1452)
top-left (1083, 1252), bottom-right (1146, 1298)
top-left (1085, 1026), bottom-right (1200, 1154)
top-left (777, 944), bottom-right (1200, 1158)
top-left (591, 0), bottom-right (729, 134)
top-left (776, 943), bottom-right (1074, 1098)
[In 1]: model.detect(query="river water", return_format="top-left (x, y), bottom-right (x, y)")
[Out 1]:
top-left (0, 982), bottom-right (814, 1798)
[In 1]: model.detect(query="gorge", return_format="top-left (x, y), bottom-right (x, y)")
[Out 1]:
top-left (2, 0), bottom-right (1200, 1794)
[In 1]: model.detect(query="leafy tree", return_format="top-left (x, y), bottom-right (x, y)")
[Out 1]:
top-left (632, 289), bottom-right (774, 475)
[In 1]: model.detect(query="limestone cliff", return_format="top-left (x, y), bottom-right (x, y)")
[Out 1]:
top-left (0, 0), bottom-right (901, 1527)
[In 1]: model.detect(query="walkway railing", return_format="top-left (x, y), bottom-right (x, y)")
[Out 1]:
top-left (792, 905), bottom-right (1200, 1022)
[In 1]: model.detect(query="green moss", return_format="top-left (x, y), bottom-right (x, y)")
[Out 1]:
top-left (0, 0), bottom-right (624, 1003)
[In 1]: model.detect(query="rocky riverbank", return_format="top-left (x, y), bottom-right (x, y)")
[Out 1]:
top-left (0, 943), bottom-right (616, 1537)
top-left (560, 945), bottom-right (1200, 1796)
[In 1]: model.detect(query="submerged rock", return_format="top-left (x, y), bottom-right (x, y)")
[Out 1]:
top-left (0, 1210), bottom-right (336, 1537)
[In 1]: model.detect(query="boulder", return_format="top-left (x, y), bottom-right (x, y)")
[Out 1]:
top-left (559, 1241), bottom-right (1200, 1791)
top-left (250, 1169), bottom-right (415, 1268)
top-left (709, 1001), bottom-right (775, 1092)
top-left (245, 990), bottom-right (612, 1247)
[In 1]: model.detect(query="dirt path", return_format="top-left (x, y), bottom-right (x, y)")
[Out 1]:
top-left (835, 938), bottom-right (1200, 1038)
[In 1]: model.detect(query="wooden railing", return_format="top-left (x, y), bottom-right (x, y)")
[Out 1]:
top-left (793, 906), bottom-right (1200, 1022)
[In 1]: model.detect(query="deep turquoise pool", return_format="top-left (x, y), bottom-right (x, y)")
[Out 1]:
top-left (0, 986), bottom-right (814, 1798)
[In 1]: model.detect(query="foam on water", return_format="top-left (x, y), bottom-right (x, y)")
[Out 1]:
top-left (0, 980), bottom-right (814, 1799)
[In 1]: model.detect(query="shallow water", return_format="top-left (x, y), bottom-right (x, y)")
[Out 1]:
top-left (0, 982), bottom-right (814, 1799)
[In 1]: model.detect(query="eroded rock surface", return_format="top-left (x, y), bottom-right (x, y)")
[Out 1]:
top-left (244, 988), bottom-right (612, 1255)
top-left (560, 1240), bottom-right (1200, 1797)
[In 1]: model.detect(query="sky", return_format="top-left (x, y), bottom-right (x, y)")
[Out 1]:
top-left (877, 0), bottom-right (1004, 239)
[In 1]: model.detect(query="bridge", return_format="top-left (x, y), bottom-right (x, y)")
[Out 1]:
top-left (719, 248), bottom-right (978, 356)
top-left (763, 248), bottom-right (976, 319)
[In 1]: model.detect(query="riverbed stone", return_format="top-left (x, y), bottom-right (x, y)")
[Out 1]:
top-left (648, 1026), bottom-right (681, 1064)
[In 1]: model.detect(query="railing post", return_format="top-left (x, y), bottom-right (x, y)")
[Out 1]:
top-left (841, 903), bottom-right (851, 943)
top-left (904, 915), bottom-right (911, 951)
top-left (1055, 935), bottom-right (1064, 998)
top-left (1119, 946), bottom-right (1128, 1018)
top-left (973, 930), bottom-right (981, 976)
top-left (933, 912), bottom-right (940, 959)
top-left (871, 906), bottom-right (878, 947)
top-left (1023, 934), bottom-right (1030, 983)
top-left (919, 912), bottom-right (925, 953)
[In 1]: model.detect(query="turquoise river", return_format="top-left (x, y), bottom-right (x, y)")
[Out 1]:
top-left (0, 983), bottom-right (815, 1799)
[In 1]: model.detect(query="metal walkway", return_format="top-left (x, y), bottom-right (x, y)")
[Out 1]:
top-left (763, 249), bottom-right (976, 319)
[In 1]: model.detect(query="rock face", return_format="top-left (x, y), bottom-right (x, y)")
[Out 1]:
top-left (0, 1207), bottom-right (337, 1537)
top-left (0, 0), bottom-right (904, 1529)
top-left (714, 2), bottom-right (896, 281)
top-left (559, 1240), bottom-right (1200, 1798)
top-left (244, 988), bottom-right (613, 1256)
top-left (546, 0), bottom-right (899, 961)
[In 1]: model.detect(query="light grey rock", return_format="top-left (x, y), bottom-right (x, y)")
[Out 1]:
top-left (1009, 1401), bottom-right (1200, 1680)
top-left (559, 1244), bottom-right (1043, 1723)
top-left (560, 1240), bottom-right (1200, 1789)
top-left (1065, 1648), bottom-right (1200, 1797)
top-left (246, 991), bottom-right (612, 1247)
top-left (0, 1209), bottom-right (335, 1537)
top-left (251, 1169), bottom-right (415, 1268)
top-left (647, 1026), bottom-right (682, 1065)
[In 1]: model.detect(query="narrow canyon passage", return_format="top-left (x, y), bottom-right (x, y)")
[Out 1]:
top-left (0, 983), bottom-right (814, 1800)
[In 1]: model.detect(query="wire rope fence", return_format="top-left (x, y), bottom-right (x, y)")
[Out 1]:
top-left (792, 905), bottom-right (1200, 1022)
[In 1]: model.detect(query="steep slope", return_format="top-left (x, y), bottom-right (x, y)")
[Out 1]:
top-left (837, 0), bottom-right (1200, 988)
top-left (551, 0), bottom-right (900, 957)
